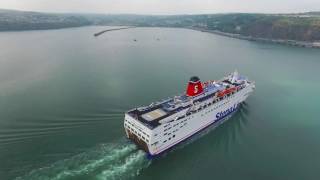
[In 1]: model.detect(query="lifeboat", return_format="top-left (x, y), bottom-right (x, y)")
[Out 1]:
top-left (217, 87), bottom-right (237, 97)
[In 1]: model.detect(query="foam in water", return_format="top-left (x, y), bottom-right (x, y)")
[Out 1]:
top-left (15, 142), bottom-right (151, 180)
top-left (96, 150), bottom-right (150, 180)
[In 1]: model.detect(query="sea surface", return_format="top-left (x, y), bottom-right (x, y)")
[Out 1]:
top-left (0, 26), bottom-right (320, 180)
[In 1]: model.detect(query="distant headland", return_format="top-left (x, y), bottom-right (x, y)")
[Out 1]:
top-left (1, 9), bottom-right (320, 48)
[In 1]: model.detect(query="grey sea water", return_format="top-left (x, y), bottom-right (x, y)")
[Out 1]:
top-left (0, 26), bottom-right (320, 180)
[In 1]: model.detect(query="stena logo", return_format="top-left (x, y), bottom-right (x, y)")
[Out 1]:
top-left (194, 85), bottom-right (198, 93)
top-left (216, 104), bottom-right (238, 119)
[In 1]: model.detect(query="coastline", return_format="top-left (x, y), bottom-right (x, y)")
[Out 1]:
top-left (1, 24), bottom-right (319, 49)
top-left (188, 27), bottom-right (320, 49)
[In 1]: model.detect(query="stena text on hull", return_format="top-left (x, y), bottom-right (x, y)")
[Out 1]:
top-left (124, 71), bottom-right (255, 156)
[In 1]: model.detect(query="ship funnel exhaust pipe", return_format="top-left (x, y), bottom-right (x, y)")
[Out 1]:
top-left (186, 76), bottom-right (203, 97)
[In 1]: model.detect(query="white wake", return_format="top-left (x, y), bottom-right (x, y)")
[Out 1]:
top-left (15, 142), bottom-right (150, 180)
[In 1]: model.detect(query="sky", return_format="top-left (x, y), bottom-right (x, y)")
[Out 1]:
top-left (0, 0), bottom-right (319, 15)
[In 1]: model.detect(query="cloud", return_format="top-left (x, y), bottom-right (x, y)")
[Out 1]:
top-left (0, 0), bottom-right (319, 14)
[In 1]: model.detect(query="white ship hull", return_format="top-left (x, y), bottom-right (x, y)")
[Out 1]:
top-left (124, 72), bottom-right (255, 156)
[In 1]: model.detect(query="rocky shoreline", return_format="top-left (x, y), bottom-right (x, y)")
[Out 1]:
top-left (190, 27), bottom-right (320, 49)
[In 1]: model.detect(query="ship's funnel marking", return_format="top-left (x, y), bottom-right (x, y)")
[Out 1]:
top-left (186, 76), bottom-right (203, 97)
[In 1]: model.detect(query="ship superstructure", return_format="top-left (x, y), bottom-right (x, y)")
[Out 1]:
top-left (124, 71), bottom-right (255, 156)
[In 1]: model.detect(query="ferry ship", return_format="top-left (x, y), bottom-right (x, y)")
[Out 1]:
top-left (124, 71), bottom-right (255, 156)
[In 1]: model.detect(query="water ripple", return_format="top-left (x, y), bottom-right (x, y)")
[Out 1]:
top-left (0, 115), bottom-right (123, 146)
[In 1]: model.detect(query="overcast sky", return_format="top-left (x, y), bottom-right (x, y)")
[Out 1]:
top-left (1, 0), bottom-right (320, 14)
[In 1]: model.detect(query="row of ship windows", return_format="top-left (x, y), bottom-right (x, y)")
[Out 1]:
top-left (199, 101), bottom-right (230, 117)
top-left (193, 93), bottom-right (235, 114)
top-left (163, 134), bottom-right (176, 143)
top-left (125, 120), bottom-right (150, 137)
top-left (151, 134), bottom-right (177, 146)
top-left (196, 92), bottom-right (240, 117)
top-left (124, 123), bottom-right (150, 143)
top-left (163, 122), bottom-right (187, 139)
top-left (151, 122), bottom-right (187, 146)
top-left (164, 119), bottom-right (187, 132)
top-left (164, 125), bottom-right (181, 136)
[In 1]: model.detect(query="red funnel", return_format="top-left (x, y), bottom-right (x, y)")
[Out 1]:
top-left (186, 76), bottom-right (203, 97)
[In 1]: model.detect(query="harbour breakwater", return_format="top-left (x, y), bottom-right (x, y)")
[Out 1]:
top-left (94, 27), bottom-right (135, 37)
top-left (189, 27), bottom-right (320, 49)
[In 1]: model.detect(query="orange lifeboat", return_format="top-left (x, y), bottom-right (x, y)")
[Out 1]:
top-left (217, 87), bottom-right (237, 97)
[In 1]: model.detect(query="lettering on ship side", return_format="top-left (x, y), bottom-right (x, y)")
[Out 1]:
top-left (194, 85), bottom-right (198, 93)
top-left (215, 104), bottom-right (238, 119)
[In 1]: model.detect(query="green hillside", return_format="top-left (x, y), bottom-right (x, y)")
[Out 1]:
top-left (1, 9), bottom-right (320, 42)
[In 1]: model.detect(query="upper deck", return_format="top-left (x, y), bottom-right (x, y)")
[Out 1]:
top-left (126, 72), bottom-right (248, 129)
